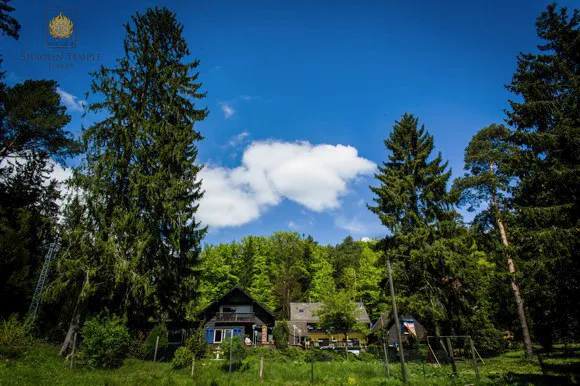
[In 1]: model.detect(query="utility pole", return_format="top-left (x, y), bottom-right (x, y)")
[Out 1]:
top-left (387, 256), bottom-right (407, 383)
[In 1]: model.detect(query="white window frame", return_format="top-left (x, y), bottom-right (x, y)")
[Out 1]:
top-left (214, 328), bottom-right (234, 343)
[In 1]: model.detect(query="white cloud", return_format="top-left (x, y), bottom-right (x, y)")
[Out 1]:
top-left (219, 102), bottom-right (235, 119)
top-left (197, 140), bottom-right (376, 228)
top-left (227, 131), bottom-right (250, 148)
top-left (288, 221), bottom-right (298, 229)
top-left (56, 87), bottom-right (86, 112)
top-left (360, 237), bottom-right (372, 242)
top-left (334, 215), bottom-right (368, 234)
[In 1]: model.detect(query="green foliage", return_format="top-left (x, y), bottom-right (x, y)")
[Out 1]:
top-left (272, 321), bottom-right (290, 349)
top-left (503, 3), bottom-right (579, 350)
top-left (0, 314), bottom-right (32, 358)
top-left (145, 325), bottom-right (168, 360)
top-left (171, 346), bottom-right (192, 369)
top-left (369, 113), bottom-right (496, 339)
top-left (58, 6), bottom-right (208, 327)
top-left (128, 331), bottom-right (148, 359)
top-left (77, 314), bottom-right (129, 369)
top-left (185, 328), bottom-right (208, 358)
top-left (316, 289), bottom-right (361, 338)
top-left (220, 336), bottom-right (246, 365)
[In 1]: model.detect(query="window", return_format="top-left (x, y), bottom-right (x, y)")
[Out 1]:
top-left (299, 309), bottom-right (305, 313)
top-left (214, 328), bottom-right (234, 343)
top-left (222, 306), bottom-right (236, 313)
top-left (214, 329), bottom-right (222, 343)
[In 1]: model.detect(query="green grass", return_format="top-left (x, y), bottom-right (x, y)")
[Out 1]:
top-left (0, 344), bottom-right (578, 385)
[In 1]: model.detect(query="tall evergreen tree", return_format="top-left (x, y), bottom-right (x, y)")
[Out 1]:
top-left (453, 124), bottom-right (534, 359)
top-left (369, 114), bottom-right (495, 339)
top-left (504, 4), bottom-right (579, 349)
top-left (56, 7), bottom-right (207, 351)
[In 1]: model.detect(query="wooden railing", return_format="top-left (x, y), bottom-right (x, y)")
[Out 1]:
top-left (215, 312), bottom-right (254, 322)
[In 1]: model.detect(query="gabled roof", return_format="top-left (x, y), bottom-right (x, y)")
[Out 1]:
top-left (290, 302), bottom-right (371, 324)
top-left (370, 312), bottom-right (421, 333)
top-left (196, 285), bottom-right (275, 321)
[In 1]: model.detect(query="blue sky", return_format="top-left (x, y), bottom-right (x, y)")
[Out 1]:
top-left (2, 0), bottom-right (575, 246)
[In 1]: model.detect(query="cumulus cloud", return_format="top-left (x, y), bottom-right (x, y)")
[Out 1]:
top-left (197, 141), bottom-right (376, 228)
top-left (219, 102), bottom-right (235, 119)
top-left (56, 87), bottom-right (86, 112)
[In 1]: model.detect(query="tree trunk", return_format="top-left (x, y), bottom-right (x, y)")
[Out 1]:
top-left (60, 271), bottom-right (89, 356)
top-left (491, 163), bottom-right (533, 360)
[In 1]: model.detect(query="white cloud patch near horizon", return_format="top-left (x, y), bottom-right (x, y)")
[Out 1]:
top-left (56, 87), bottom-right (86, 112)
top-left (197, 140), bottom-right (376, 228)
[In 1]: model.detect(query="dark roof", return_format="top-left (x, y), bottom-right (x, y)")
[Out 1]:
top-left (289, 302), bottom-right (371, 324)
top-left (370, 312), bottom-right (421, 333)
top-left (196, 285), bottom-right (275, 321)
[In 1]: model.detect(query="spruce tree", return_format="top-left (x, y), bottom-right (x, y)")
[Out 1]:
top-left (505, 4), bottom-right (579, 349)
top-left (61, 7), bottom-right (207, 337)
top-left (369, 114), bottom-right (494, 338)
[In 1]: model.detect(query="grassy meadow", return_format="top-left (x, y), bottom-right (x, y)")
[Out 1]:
top-left (0, 344), bottom-right (578, 385)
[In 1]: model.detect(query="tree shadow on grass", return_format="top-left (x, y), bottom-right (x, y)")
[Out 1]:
top-left (492, 372), bottom-right (576, 385)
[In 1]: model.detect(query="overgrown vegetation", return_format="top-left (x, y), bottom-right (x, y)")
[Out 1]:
top-left (77, 315), bottom-right (129, 369)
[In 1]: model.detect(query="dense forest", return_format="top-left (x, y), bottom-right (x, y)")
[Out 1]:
top-left (0, 1), bottom-right (578, 361)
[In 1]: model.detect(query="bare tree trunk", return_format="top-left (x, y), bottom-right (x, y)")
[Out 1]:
top-left (491, 163), bottom-right (533, 360)
top-left (60, 271), bottom-right (89, 356)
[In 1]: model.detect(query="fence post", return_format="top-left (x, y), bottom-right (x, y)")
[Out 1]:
top-left (446, 337), bottom-right (457, 376)
top-left (153, 336), bottom-right (160, 370)
top-left (259, 356), bottom-right (264, 381)
top-left (469, 337), bottom-right (479, 380)
top-left (69, 332), bottom-right (77, 370)
top-left (311, 346), bottom-right (314, 383)
top-left (229, 336), bottom-right (233, 373)
top-left (191, 353), bottom-right (196, 376)
top-left (382, 340), bottom-right (390, 378)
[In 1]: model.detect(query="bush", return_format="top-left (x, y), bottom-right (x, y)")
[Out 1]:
top-left (0, 314), bottom-right (32, 359)
top-left (145, 324), bottom-right (168, 360)
top-left (171, 346), bottom-right (192, 369)
top-left (272, 321), bottom-right (289, 349)
top-left (128, 331), bottom-right (147, 359)
top-left (220, 336), bottom-right (246, 370)
top-left (186, 328), bottom-right (208, 359)
top-left (77, 314), bottom-right (129, 369)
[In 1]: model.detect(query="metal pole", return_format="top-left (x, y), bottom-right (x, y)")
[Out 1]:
top-left (446, 337), bottom-right (457, 376)
top-left (153, 336), bottom-right (160, 370)
top-left (311, 344), bottom-right (314, 383)
top-left (229, 334), bottom-right (233, 373)
top-left (382, 339), bottom-right (390, 378)
top-left (387, 256), bottom-right (407, 383)
top-left (259, 356), bottom-right (264, 380)
top-left (70, 332), bottom-right (77, 370)
top-left (469, 337), bottom-right (479, 380)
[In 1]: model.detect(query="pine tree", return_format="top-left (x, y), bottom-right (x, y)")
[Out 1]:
top-left (58, 7), bottom-right (207, 351)
top-left (453, 124), bottom-right (534, 359)
top-left (504, 4), bottom-right (579, 349)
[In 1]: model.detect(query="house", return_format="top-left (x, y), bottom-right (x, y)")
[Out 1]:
top-left (370, 313), bottom-right (427, 346)
top-left (288, 302), bottom-right (372, 347)
top-left (197, 286), bottom-right (276, 345)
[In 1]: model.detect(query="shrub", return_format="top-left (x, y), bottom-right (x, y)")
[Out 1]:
top-left (128, 331), bottom-right (148, 359)
top-left (186, 328), bottom-right (208, 359)
top-left (272, 321), bottom-right (289, 349)
top-left (171, 346), bottom-right (192, 369)
top-left (0, 314), bottom-right (32, 359)
top-left (220, 336), bottom-right (246, 370)
top-left (77, 314), bottom-right (129, 368)
top-left (145, 324), bottom-right (168, 360)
